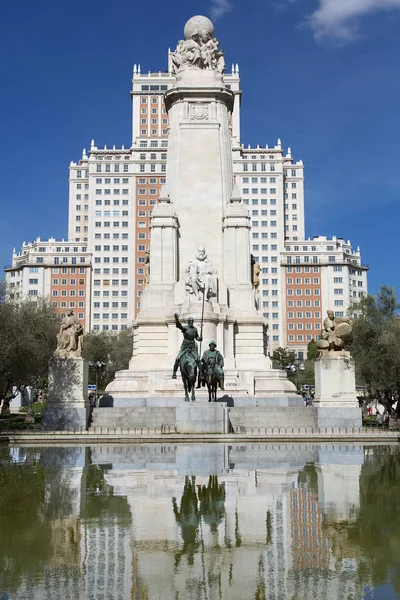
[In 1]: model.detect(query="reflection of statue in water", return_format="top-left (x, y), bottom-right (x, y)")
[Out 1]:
top-left (54, 309), bottom-right (84, 358)
top-left (197, 476), bottom-right (226, 533)
top-left (172, 475), bottom-right (226, 567)
top-left (172, 476), bottom-right (200, 567)
top-left (185, 246), bottom-right (217, 301)
top-left (317, 309), bottom-right (353, 355)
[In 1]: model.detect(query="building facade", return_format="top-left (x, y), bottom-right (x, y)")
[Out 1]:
top-left (66, 56), bottom-right (308, 349)
top-left (5, 49), bottom-right (367, 350)
top-left (5, 238), bottom-right (91, 330)
top-left (281, 236), bottom-right (368, 358)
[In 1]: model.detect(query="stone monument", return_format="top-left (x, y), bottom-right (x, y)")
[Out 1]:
top-left (42, 310), bottom-right (90, 430)
top-left (314, 310), bottom-right (361, 428)
top-left (105, 15), bottom-right (299, 427)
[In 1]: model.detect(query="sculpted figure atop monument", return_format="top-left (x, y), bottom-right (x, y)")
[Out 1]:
top-left (317, 310), bottom-right (353, 355)
top-left (170, 15), bottom-right (225, 74)
top-left (185, 246), bottom-right (217, 301)
top-left (54, 309), bottom-right (84, 358)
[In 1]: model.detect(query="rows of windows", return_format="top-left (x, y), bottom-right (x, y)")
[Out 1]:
top-left (287, 278), bottom-right (320, 285)
top-left (95, 189), bottom-right (129, 195)
top-left (95, 178), bottom-right (129, 184)
top-left (288, 323), bottom-right (321, 331)
top-left (288, 312), bottom-right (321, 319)
top-left (287, 289), bottom-right (320, 296)
top-left (95, 200), bottom-right (129, 206)
top-left (139, 164), bottom-right (166, 173)
top-left (243, 199), bottom-right (277, 205)
top-left (93, 290), bottom-right (128, 297)
top-left (52, 267), bottom-right (86, 274)
top-left (139, 140), bottom-right (168, 148)
top-left (52, 290), bottom-right (85, 297)
top-left (94, 233), bottom-right (129, 239)
top-left (93, 314), bottom-right (128, 319)
top-left (52, 301), bottom-right (84, 309)
top-left (93, 279), bottom-right (128, 286)
top-left (93, 325), bottom-right (128, 331)
top-left (243, 188), bottom-right (278, 194)
top-left (93, 302), bottom-right (128, 308)
top-left (94, 222), bottom-right (129, 228)
top-left (242, 177), bottom-right (277, 183)
top-left (288, 335), bottom-right (316, 342)
top-left (287, 300), bottom-right (320, 307)
top-left (52, 278), bottom-right (85, 286)
top-left (94, 245), bottom-right (129, 251)
top-left (96, 164), bottom-right (129, 173)
top-left (93, 257), bottom-right (129, 263)
top-left (93, 269), bottom-right (128, 275)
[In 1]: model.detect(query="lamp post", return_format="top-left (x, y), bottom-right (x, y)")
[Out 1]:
top-left (89, 361), bottom-right (106, 398)
top-left (286, 358), bottom-right (305, 392)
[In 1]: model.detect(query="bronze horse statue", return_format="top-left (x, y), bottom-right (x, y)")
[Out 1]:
top-left (179, 352), bottom-right (197, 402)
top-left (204, 357), bottom-right (218, 402)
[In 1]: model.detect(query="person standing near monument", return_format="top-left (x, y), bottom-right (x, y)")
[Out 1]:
top-left (172, 314), bottom-right (203, 379)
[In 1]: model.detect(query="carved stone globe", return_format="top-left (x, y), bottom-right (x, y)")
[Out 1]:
top-left (184, 15), bottom-right (215, 40)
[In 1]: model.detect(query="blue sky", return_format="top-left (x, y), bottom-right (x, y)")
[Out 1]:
top-left (1, 0), bottom-right (400, 295)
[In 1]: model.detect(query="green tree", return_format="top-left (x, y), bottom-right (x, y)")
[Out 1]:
top-left (272, 347), bottom-right (296, 370)
top-left (349, 285), bottom-right (400, 414)
top-left (307, 339), bottom-right (319, 361)
top-left (82, 328), bottom-right (133, 389)
top-left (0, 298), bottom-right (58, 399)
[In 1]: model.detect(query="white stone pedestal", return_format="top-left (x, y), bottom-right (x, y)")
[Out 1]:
top-left (42, 357), bottom-right (90, 430)
top-left (314, 353), bottom-right (361, 429)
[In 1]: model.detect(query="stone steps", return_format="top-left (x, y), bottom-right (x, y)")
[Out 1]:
top-left (90, 405), bottom-right (317, 434)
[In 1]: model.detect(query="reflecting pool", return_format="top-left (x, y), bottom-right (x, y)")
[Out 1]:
top-left (0, 443), bottom-right (399, 599)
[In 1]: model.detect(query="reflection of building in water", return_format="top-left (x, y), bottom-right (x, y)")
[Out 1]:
top-left (50, 517), bottom-right (81, 569)
top-left (80, 518), bottom-right (134, 600)
top-left (10, 444), bottom-right (369, 600)
top-left (290, 486), bottom-right (330, 570)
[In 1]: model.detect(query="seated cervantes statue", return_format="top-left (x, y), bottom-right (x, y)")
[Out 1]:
top-left (185, 246), bottom-right (217, 302)
top-left (317, 310), bottom-right (353, 355)
top-left (54, 309), bottom-right (84, 358)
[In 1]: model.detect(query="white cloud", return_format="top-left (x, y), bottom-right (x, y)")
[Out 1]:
top-left (210, 0), bottom-right (232, 21)
top-left (307, 0), bottom-right (400, 42)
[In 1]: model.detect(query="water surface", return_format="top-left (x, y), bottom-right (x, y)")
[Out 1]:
top-left (0, 443), bottom-right (399, 599)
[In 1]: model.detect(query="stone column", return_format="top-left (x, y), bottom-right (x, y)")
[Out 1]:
top-left (42, 357), bottom-right (90, 430)
top-left (314, 353), bottom-right (361, 429)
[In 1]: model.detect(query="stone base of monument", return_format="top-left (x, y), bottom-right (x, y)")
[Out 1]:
top-left (92, 403), bottom-right (229, 434)
top-left (42, 358), bottom-right (90, 430)
top-left (314, 353), bottom-right (362, 429)
top-left (105, 369), bottom-right (302, 408)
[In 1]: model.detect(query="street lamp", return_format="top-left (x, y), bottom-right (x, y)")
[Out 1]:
top-left (89, 361), bottom-right (106, 398)
top-left (286, 358), bottom-right (305, 392)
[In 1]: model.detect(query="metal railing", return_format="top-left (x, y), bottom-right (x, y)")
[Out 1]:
top-left (0, 423), bottom-right (178, 435)
top-left (232, 424), bottom-right (399, 435)
top-left (0, 423), bottom-right (398, 436)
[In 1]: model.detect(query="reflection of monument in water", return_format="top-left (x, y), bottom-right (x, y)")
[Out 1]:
top-left (9, 443), bottom-right (376, 600)
top-left (105, 15), bottom-right (298, 413)
top-left (93, 443), bottom-right (367, 600)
